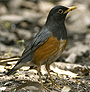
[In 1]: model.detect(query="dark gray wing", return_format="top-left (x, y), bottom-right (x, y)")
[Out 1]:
top-left (17, 28), bottom-right (51, 63)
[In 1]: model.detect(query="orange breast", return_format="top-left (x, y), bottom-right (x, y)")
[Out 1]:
top-left (33, 35), bottom-right (66, 65)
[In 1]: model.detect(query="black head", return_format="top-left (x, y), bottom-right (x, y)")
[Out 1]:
top-left (46, 6), bottom-right (77, 23)
top-left (44, 6), bottom-right (76, 40)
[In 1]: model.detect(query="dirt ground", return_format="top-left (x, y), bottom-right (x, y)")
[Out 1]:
top-left (0, 0), bottom-right (90, 92)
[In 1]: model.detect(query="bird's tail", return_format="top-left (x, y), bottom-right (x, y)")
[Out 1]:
top-left (6, 60), bottom-right (22, 76)
top-left (6, 51), bottom-right (34, 76)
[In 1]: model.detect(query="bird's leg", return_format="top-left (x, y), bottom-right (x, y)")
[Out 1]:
top-left (37, 66), bottom-right (51, 91)
top-left (45, 64), bottom-right (62, 88)
top-left (45, 64), bottom-right (56, 85)
top-left (37, 66), bottom-right (43, 86)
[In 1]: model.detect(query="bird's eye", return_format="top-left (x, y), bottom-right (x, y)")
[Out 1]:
top-left (58, 9), bottom-right (63, 14)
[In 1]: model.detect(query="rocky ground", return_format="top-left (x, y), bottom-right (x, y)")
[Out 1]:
top-left (0, 0), bottom-right (90, 92)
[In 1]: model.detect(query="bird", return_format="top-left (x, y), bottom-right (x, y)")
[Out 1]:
top-left (6, 5), bottom-right (76, 87)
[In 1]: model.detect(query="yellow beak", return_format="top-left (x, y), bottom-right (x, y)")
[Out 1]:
top-left (64, 6), bottom-right (77, 14)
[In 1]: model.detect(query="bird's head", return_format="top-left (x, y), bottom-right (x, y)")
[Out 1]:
top-left (46, 6), bottom-right (77, 23)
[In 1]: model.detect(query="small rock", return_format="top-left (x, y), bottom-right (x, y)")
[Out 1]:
top-left (0, 74), bottom-right (4, 77)
top-left (17, 29), bottom-right (33, 40)
top-left (57, 0), bottom-right (73, 6)
top-left (85, 33), bottom-right (90, 45)
top-left (61, 86), bottom-right (71, 92)
top-left (0, 3), bottom-right (8, 14)
top-left (0, 87), bottom-right (6, 91)
top-left (38, 1), bottom-right (55, 13)
top-left (0, 15), bottom-right (24, 22)
top-left (65, 53), bottom-right (77, 63)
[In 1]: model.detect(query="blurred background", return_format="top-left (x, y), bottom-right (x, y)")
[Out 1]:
top-left (0, 0), bottom-right (90, 92)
